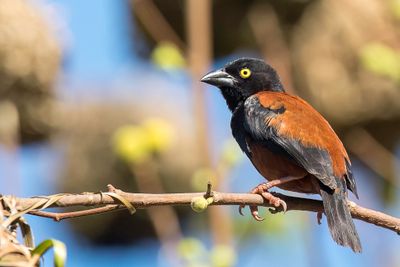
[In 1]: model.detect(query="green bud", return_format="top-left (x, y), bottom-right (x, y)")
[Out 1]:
top-left (191, 197), bottom-right (211, 213)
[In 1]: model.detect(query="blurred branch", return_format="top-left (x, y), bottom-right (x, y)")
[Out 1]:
top-left (186, 0), bottom-right (212, 168)
top-left (345, 127), bottom-right (400, 188)
top-left (0, 101), bottom-right (19, 146)
top-left (4, 185), bottom-right (400, 234)
top-left (131, 162), bottom-right (183, 266)
top-left (247, 3), bottom-right (295, 94)
top-left (132, 0), bottom-right (185, 50)
top-left (185, 0), bottom-right (234, 248)
top-left (0, 101), bottom-right (21, 196)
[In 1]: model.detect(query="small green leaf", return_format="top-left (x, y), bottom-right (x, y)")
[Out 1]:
top-left (32, 239), bottom-right (67, 267)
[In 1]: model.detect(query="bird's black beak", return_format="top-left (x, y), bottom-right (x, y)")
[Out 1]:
top-left (200, 69), bottom-right (237, 88)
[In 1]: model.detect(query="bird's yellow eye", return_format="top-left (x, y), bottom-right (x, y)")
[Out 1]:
top-left (239, 68), bottom-right (251, 79)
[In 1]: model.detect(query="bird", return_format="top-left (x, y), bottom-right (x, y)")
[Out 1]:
top-left (201, 58), bottom-right (362, 253)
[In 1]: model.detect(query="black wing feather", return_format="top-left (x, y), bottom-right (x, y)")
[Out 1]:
top-left (345, 158), bottom-right (358, 198)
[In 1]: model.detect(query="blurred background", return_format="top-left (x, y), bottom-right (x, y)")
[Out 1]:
top-left (1, 0), bottom-right (400, 266)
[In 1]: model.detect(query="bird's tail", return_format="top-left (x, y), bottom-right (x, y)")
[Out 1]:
top-left (320, 179), bottom-right (362, 253)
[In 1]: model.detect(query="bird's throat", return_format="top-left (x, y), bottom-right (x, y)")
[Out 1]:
top-left (220, 87), bottom-right (245, 112)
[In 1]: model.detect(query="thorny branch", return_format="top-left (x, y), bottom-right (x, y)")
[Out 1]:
top-left (1, 184), bottom-right (400, 234)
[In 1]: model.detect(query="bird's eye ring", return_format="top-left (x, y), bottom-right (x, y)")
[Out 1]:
top-left (239, 68), bottom-right (251, 79)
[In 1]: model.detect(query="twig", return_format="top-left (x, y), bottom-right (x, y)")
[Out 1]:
top-left (204, 181), bottom-right (213, 198)
top-left (28, 205), bottom-right (122, 221)
top-left (4, 187), bottom-right (400, 234)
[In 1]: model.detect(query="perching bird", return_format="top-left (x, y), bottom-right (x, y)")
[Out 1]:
top-left (201, 58), bottom-right (361, 252)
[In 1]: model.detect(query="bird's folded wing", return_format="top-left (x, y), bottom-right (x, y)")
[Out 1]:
top-left (242, 92), bottom-right (346, 190)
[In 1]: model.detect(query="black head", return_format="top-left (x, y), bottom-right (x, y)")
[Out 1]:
top-left (201, 58), bottom-right (284, 111)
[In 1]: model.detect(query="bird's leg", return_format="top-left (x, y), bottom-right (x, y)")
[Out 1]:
top-left (239, 176), bottom-right (303, 221)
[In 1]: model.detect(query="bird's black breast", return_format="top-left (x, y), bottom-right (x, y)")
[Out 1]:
top-left (230, 100), bottom-right (297, 165)
top-left (231, 103), bottom-right (251, 158)
top-left (231, 99), bottom-right (297, 161)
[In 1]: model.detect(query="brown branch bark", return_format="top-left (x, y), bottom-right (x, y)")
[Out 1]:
top-left (3, 188), bottom-right (400, 234)
top-left (28, 205), bottom-right (122, 221)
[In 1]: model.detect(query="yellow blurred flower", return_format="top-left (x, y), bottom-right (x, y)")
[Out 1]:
top-left (210, 245), bottom-right (237, 267)
top-left (142, 118), bottom-right (175, 153)
top-left (191, 168), bottom-right (217, 191)
top-left (112, 118), bottom-right (175, 164)
top-left (112, 125), bottom-right (151, 164)
top-left (390, 0), bottom-right (400, 19)
top-left (359, 42), bottom-right (400, 82)
top-left (151, 41), bottom-right (186, 70)
top-left (177, 238), bottom-right (206, 261)
top-left (221, 139), bottom-right (243, 167)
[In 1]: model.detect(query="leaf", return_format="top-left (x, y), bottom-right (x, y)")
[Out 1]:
top-left (18, 217), bottom-right (34, 248)
top-left (40, 194), bottom-right (67, 210)
top-left (103, 192), bottom-right (136, 214)
top-left (3, 194), bottom-right (67, 228)
top-left (2, 198), bottom-right (47, 227)
top-left (31, 239), bottom-right (67, 267)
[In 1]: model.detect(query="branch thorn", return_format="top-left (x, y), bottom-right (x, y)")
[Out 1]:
top-left (204, 181), bottom-right (213, 198)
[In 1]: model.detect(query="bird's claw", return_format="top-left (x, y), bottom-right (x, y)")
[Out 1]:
top-left (317, 211), bottom-right (323, 225)
top-left (274, 198), bottom-right (287, 213)
top-left (239, 204), bottom-right (265, 221)
top-left (238, 184), bottom-right (287, 221)
top-left (260, 191), bottom-right (287, 213)
top-left (238, 204), bottom-right (245, 216)
top-left (250, 206), bottom-right (264, 221)
top-left (281, 200), bottom-right (287, 212)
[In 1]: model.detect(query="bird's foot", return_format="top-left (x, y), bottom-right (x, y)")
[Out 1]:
top-left (239, 183), bottom-right (287, 221)
top-left (317, 211), bottom-right (323, 225)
